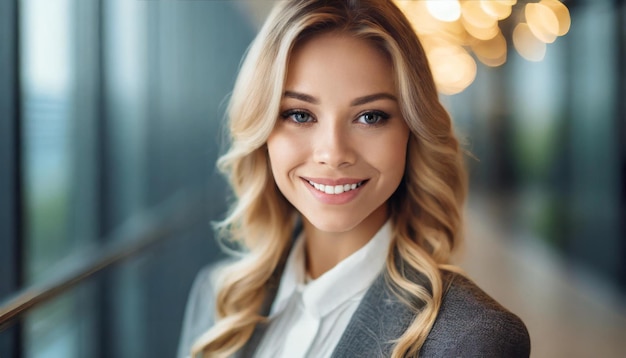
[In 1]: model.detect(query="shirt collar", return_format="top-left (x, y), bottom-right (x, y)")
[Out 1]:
top-left (270, 220), bottom-right (392, 319)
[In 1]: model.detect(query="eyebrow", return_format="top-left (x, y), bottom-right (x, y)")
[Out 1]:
top-left (284, 91), bottom-right (319, 104)
top-left (283, 91), bottom-right (397, 106)
top-left (350, 93), bottom-right (397, 106)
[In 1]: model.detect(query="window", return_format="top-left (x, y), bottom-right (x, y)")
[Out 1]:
top-left (1, 1), bottom-right (257, 357)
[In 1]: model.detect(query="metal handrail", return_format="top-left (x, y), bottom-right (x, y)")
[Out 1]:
top-left (0, 188), bottom-right (211, 330)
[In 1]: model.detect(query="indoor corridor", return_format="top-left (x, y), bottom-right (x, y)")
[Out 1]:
top-left (460, 197), bottom-right (626, 358)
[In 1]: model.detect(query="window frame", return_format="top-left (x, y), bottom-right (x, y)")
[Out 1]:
top-left (0, 0), bottom-right (24, 356)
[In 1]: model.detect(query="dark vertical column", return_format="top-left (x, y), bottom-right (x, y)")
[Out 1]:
top-left (617, 0), bottom-right (626, 294)
top-left (0, 0), bottom-right (23, 357)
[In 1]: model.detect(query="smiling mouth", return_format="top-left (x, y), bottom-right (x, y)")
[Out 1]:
top-left (305, 179), bottom-right (366, 195)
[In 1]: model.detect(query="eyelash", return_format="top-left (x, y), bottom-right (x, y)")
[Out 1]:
top-left (280, 109), bottom-right (314, 125)
top-left (280, 109), bottom-right (390, 126)
top-left (356, 110), bottom-right (390, 126)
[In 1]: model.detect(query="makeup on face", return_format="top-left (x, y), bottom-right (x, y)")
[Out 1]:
top-left (267, 32), bottom-right (409, 237)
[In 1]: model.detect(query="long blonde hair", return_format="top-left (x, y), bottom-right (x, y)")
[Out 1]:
top-left (192, 1), bottom-right (467, 357)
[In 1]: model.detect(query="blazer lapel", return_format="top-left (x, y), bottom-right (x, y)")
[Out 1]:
top-left (236, 232), bottom-right (429, 358)
top-left (330, 259), bottom-right (429, 358)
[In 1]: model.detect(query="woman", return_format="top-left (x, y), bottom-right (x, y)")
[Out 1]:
top-left (179, 0), bottom-right (530, 357)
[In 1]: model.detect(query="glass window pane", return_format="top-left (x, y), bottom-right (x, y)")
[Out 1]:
top-left (22, 284), bottom-right (98, 358)
top-left (19, 0), bottom-right (99, 356)
top-left (99, 1), bottom-right (255, 356)
top-left (21, 0), bottom-right (75, 284)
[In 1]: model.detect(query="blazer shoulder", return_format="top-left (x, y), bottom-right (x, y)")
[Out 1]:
top-left (177, 261), bottom-right (230, 358)
top-left (421, 272), bottom-right (531, 357)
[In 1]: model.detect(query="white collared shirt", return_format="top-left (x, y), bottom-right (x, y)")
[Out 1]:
top-left (253, 221), bottom-right (392, 358)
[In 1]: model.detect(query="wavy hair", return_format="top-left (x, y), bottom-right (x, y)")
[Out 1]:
top-left (191, 1), bottom-right (467, 357)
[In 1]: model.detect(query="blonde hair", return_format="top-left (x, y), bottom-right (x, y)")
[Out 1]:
top-left (192, 1), bottom-right (467, 357)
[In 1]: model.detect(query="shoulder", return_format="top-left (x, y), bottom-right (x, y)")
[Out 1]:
top-left (185, 261), bottom-right (229, 320)
top-left (177, 261), bottom-right (229, 358)
top-left (421, 271), bottom-right (531, 357)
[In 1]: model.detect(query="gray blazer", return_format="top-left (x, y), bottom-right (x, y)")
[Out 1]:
top-left (178, 259), bottom-right (530, 358)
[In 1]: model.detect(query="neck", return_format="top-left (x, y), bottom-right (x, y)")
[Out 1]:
top-left (303, 206), bottom-right (388, 279)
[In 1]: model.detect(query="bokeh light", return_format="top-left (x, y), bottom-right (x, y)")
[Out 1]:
top-left (513, 22), bottom-right (547, 61)
top-left (526, 2), bottom-right (559, 43)
top-left (541, 0), bottom-right (571, 36)
top-left (428, 44), bottom-right (477, 95)
top-left (426, 0), bottom-right (462, 22)
top-left (393, 0), bottom-right (570, 95)
top-left (480, 0), bottom-right (514, 20)
top-left (471, 31), bottom-right (508, 67)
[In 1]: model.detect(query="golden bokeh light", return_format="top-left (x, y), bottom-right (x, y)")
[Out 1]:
top-left (541, 0), bottom-right (571, 36)
top-left (397, 0), bottom-right (446, 35)
top-left (426, 0), bottom-right (462, 22)
top-left (480, 0), bottom-right (514, 20)
top-left (462, 1), bottom-right (498, 29)
top-left (525, 2), bottom-right (559, 43)
top-left (513, 22), bottom-right (547, 61)
top-left (393, 0), bottom-right (570, 94)
top-left (471, 31), bottom-right (508, 67)
top-left (428, 45), bottom-right (477, 95)
top-left (463, 17), bottom-right (500, 40)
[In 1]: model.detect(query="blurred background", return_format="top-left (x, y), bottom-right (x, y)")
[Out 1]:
top-left (0, 0), bottom-right (624, 357)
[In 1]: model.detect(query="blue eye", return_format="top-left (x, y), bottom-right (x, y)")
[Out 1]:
top-left (357, 111), bottom-right (389, 125)
top-left (281, 110), bottom-right (314, 124)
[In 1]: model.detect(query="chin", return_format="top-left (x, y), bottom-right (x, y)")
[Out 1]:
top-left (302, 211), bottom-right (366, 234)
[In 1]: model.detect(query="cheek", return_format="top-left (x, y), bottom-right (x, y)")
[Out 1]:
top-left (384, 145), bottom-right (408, 181)
top-left (267, 130), bottom-right (305, 180)
top-left (364, 129), bottom-right (410, 179)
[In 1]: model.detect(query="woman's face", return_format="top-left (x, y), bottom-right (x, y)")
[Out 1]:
top-left (267, 32), bottom-right (410, 236)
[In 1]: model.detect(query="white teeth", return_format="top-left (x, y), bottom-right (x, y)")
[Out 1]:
top-left (307, 180), bottom-right (363, 195)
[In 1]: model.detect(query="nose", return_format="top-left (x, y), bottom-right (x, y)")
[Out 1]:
top-left (312, 120), bottom-right (356, 168)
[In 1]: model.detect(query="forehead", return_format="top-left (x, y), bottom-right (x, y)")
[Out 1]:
top-left (285, 32), bottom-right (396, 96)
